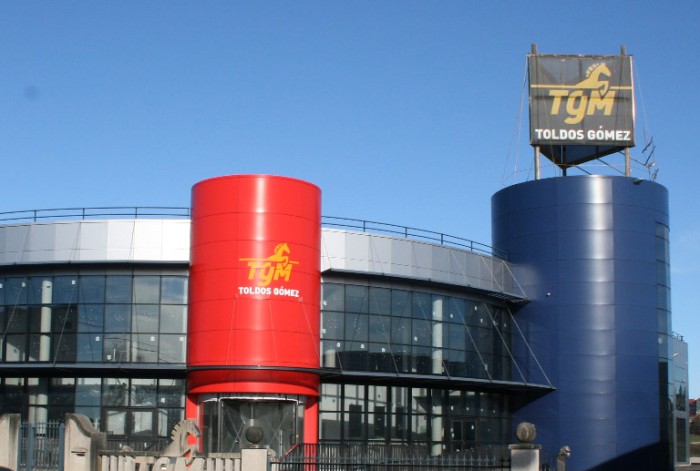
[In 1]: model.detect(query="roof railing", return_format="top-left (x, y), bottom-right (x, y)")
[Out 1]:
top-left (0, 208), bottom-right (505, 259)
top-left (322, 216), bottom-right (505, 259)
top-left (0, 207), bottom-right (191, 222)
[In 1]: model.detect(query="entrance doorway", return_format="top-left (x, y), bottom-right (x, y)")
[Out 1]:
top-left (201, 396), bottom-right (303, 457)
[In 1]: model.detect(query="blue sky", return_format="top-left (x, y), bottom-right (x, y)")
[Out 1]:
top-left (2, 1), bottom-right (699, 395)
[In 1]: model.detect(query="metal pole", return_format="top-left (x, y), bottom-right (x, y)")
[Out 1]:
top-left (58, 423), bottom-right (65, 471)
top-left (531, 45), bottom-right (541, 181)
top-left (621, 45), bottom-right (631, 178)
top-left (27, 424), bottom-right (35, 471)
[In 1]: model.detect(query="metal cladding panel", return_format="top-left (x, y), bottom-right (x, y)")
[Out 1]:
top-left (188, 175), bottom-right (321, 396)
top-left (320, 229), bottom-right (522, 298)
top-left (187, 370), bottom-right (320, 396)
top-left (0, 220), bottom-right (190, 264)
top-left (491, 176), bottom-right (670, 471)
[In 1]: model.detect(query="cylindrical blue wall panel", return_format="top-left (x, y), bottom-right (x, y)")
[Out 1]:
top-left (492, 176), bottom-right (671, 471)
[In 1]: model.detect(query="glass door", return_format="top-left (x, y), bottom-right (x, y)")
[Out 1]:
top-left (203, 398), bottom-right (299, 457)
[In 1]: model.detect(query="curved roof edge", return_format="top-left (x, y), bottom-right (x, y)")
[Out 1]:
top-left (0, 219), bottom-right (191, 265)
top-left (0, 220), bottom-right (526, 302)
top-left (322, 229), bottom-right (526, 301)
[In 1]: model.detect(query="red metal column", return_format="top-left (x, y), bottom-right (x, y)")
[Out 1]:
top-left (187, 174), bottom-right (321, 396)
top-left (304, 396), bottom-right (319, 446)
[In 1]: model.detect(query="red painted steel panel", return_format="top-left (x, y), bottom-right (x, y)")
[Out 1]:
top-left (188, 175), bottom-right (321, 396)
top-left (188, 369), bottom-right (320, 396)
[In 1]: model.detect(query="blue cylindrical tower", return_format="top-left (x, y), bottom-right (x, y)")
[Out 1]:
top-left (492, 175), bottom-right (672, 471)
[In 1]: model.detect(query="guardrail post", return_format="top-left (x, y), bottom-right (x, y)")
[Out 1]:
top-left (510, 422), bottom-right (540, 471)
top-left (59, 423), bottom-right (65, 471)
top-left (510, 444), bottom-right (540, 471)
top-left (27, 424), bottom-right (35, 471)
top-left (241, 448), bottom-right (268, 471)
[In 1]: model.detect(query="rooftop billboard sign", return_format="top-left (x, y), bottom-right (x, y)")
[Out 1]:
top-left (528, 53), bottom-right (635, 167)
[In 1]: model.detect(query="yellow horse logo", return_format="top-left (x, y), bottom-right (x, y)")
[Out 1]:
top-left (268, 243), bottom-right (291, 265)
top-left (573, 62), bottom-right (611, 95)
top-left (240, 242), bottom-right (299, 287)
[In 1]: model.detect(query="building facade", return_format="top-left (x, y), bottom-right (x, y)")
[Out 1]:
top-left (0, 174), bottom-right (687, 470)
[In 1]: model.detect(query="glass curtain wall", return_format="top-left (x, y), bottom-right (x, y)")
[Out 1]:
top-left (0, 272), bottom-right (187, 365)
top-left (0, 274), bottom-right (187, 364)
top-left (657, 223), bottom-right (688, 466)
top-left (319, 281), bottom-right (514, 452)
top-left (656, 223), bottom-right (674, 467)
top-left (319, 383), bottom-right (510, 452)
top-left (0, 271), bottom-right (188, 449)
top-left (320, 282), bottom-right (514, 382)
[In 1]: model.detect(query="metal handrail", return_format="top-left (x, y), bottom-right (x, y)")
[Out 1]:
top-left (322, 216), bottom-right (505, 259)
top-left (0, 207), bottom-right (191, 222)
top-left (0, 208), bottom-right (505, 259)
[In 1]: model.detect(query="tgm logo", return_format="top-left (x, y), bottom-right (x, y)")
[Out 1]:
top-left (529, 54), bottom-right (635, 158)
top-left (537, 62), bottom-right (617, 125)
top-left (239, 242), bottom-right (299, 288)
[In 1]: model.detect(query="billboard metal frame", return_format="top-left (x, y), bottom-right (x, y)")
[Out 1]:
top-left (528, 46), bottom-right (635, 174)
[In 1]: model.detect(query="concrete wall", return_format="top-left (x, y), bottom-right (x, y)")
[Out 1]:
top-left (64, 413), bottom-right (107, 471)
top-left (0, 414), bottom-right (20, 470)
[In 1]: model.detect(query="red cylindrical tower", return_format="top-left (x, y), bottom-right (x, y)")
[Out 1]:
top-left (187, 175), bottom-right (321, 449)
